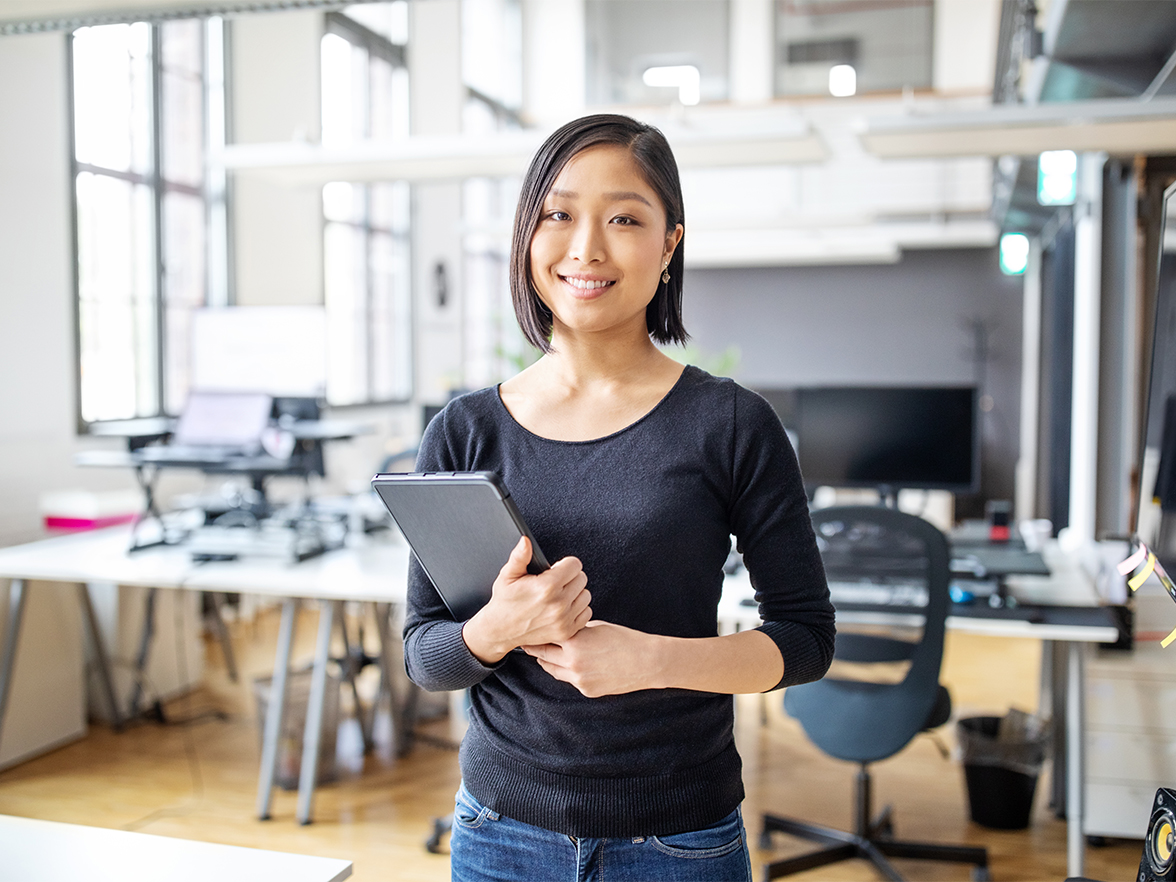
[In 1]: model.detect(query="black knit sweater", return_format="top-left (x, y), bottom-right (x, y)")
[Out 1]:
top-left (402, 365), bottom-right (835, 838)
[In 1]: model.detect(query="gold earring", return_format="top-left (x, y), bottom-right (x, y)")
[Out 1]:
top-left (661, 263), bottom-right (671, 285)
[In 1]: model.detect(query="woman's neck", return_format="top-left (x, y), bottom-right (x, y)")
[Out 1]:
top-left (541, 335), bottom-right (669, 389)
top-left (501, 329), bottom-right (686, 442)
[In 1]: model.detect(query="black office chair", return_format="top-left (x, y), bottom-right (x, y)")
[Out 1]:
top-left (761, 505), bottom-right (990, 882)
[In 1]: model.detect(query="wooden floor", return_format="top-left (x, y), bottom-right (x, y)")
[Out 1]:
top-left (0, 607), bottom-right (1144, 882)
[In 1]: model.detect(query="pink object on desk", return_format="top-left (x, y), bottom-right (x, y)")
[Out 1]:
top-left (44, 513), bottom-right (138, 532)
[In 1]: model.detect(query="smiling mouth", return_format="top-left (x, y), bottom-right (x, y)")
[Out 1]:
top-left (560, 276), bottom-right (615, 291)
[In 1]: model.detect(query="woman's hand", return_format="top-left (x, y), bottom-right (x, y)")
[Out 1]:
top-left (523, 621), bottom-right (663, 697)
top-left (461, 537), bottom-right (591, 664)
top-left (526, 625), bottom-right (786, 697)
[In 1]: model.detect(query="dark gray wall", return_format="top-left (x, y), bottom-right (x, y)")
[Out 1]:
top-left (680, 247), bottom-right (1024, 516)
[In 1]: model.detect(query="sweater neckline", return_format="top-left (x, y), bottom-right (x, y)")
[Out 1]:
top-left (494, 364), bottom-right (699, 445)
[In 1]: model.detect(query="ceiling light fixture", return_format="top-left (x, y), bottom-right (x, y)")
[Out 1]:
top-left (829, 64), bottom-right (856, 98)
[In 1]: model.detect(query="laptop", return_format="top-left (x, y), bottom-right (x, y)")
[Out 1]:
top-left (138, 391), bottom-right (273, 463)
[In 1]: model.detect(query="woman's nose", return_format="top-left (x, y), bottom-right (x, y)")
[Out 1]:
top-left (567, 220), bottom-right (605, 263)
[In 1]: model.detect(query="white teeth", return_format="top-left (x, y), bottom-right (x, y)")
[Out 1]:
top-left (563, 277), bottom-right (612, 290)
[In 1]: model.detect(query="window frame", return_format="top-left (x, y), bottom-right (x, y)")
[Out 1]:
top-left (69, 17), bottom-right (225, 431)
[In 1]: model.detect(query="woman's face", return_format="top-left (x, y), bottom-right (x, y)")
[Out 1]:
top-left (528, 144), bottom-right (682, 343)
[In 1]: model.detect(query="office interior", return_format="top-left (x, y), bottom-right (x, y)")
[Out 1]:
top-left (1, 0), bottom-right (1176, 880)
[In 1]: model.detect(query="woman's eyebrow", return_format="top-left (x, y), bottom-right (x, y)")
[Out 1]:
top-left (548, 188), bottom-right (653, 207)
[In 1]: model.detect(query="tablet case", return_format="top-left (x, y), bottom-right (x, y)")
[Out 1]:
top-left (370, 471), bottom-right (549, 621)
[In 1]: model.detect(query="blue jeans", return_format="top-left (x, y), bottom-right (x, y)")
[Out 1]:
top-left (449, 782), bottom-right (754, 882)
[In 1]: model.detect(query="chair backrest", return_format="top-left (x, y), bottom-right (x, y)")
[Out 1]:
top-left (784, 505), bottom-right (952, 764)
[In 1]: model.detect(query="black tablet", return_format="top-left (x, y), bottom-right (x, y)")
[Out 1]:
top-left (370, 471), bottom-right (550, 621)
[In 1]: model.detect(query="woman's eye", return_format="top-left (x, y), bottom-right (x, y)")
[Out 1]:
top-left (611, 216), bottom-right (637, 226)
top-left (545, 210), bottom-right (570, 222)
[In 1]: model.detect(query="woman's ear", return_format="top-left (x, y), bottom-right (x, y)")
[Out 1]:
top-left (664, 223), bottom-right (684, 262)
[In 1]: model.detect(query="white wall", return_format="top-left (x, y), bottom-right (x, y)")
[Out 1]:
top-left (0, 32), bottom-right (150, 546)
top-left (0, 33), bottom-right (74, 544)
top-left (683, 247), bottom-right (1024, 511)
top-left (230, 10), bottom-right (323, 306)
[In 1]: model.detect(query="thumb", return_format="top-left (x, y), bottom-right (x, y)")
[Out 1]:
top-left (502, 536), bottom-right (532, 577)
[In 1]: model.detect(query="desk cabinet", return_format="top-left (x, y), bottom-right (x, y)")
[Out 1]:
top-left (0, 581), bottom-right (86, 771)
top-left (1084, 642), bottom-right (1175, 840)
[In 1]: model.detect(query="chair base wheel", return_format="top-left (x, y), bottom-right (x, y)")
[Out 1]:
top-left (425, 815), bottom-right (452, 854)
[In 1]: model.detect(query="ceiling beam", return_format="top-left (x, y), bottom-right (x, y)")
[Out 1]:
top-left (861, 96), bottom-right (1176, 158)
top-left (218, 127), bottom-right (829, 186)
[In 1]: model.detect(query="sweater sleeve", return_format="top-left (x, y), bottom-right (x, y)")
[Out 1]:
top-left (728, 387), bottom-right (835, 691)
top-left (401, 405), bottom-right (507, 692)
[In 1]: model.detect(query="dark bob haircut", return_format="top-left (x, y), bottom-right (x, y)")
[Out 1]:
top-left (510, 113), bottom-right (688, 353)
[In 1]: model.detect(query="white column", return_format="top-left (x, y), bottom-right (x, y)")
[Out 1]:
top-left (1015, 239), bottom-right (1043, 522)
top-left (521, 0), bottom-right (585, 126)
top-left (230, 10), bottom-right (324, 306)
top-left (1068, 152), bottom-right (1106, 543)
top-left (729, 0), bottom-right (773, 105)
top-left (411, 0), bottom-right (467, 403)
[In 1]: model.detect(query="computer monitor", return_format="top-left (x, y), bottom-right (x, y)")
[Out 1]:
top-left (190, 306), bottom-right (327, 398)
top-left (794, 386), bottom-right (980, 495)
top-left (1139, 181), bottom-right (1176, 569)
top-left (172, 390), bottom-right (273, 451)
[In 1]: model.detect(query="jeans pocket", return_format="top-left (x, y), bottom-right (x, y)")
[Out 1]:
top-left (649, 809), bottom-right (746, 859)
top-left (452, 783), bottom-right (497, 830)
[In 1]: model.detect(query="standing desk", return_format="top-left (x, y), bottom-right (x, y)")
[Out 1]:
top-left (0, 526), bottom-right (415, 827)
top-left (0, 813), bottom-right (352, 881)
top-left (719, 540), bottom-right (1121, 881)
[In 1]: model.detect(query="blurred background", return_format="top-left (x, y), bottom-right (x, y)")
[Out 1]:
top-left (4, 3), bottom-right (1176, 880)
top-left (2, 0), bottom-right (1172, 547)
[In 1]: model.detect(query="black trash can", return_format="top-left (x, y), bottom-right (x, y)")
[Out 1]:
top-left (958, 711), bottom-right (1049, 830)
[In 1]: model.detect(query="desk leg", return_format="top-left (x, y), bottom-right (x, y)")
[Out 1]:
top-left (205, 593), bottom-right (238, 683)
top-left (1066, 640), bottom-right (1086, 879)
top-left (297, 600), bottom-right (336, 825)
top-left (78, 583), bottom-right (124, 731)
top-left (374, 601), bottom-right (416, 757)
top-left (1048, 641), bottom-right (1067, 816)
top-left (336, 608), bottom-right (372, 752)
top-left (127, 587), bottom-right (157, 718)
top-left (257, 598), bottom-right (298, 821)
top-left (0, 579), bottom-right (28, 755)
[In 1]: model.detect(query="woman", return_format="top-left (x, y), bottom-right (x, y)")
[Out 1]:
top-left (403, 113), bottom-right (835, 882)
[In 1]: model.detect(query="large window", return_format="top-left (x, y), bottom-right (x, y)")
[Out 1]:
top-left (320, 3), bottom-right (412, 405)
top-left (72, 18), bottom-right (224, 424)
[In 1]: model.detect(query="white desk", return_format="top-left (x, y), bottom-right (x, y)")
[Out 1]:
top-left (0, 813), bottom-right (352, 881)
top-left (719, 541), bottom-right (1121, 881)
top-left (0, 526), bottom-right (414, 826)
